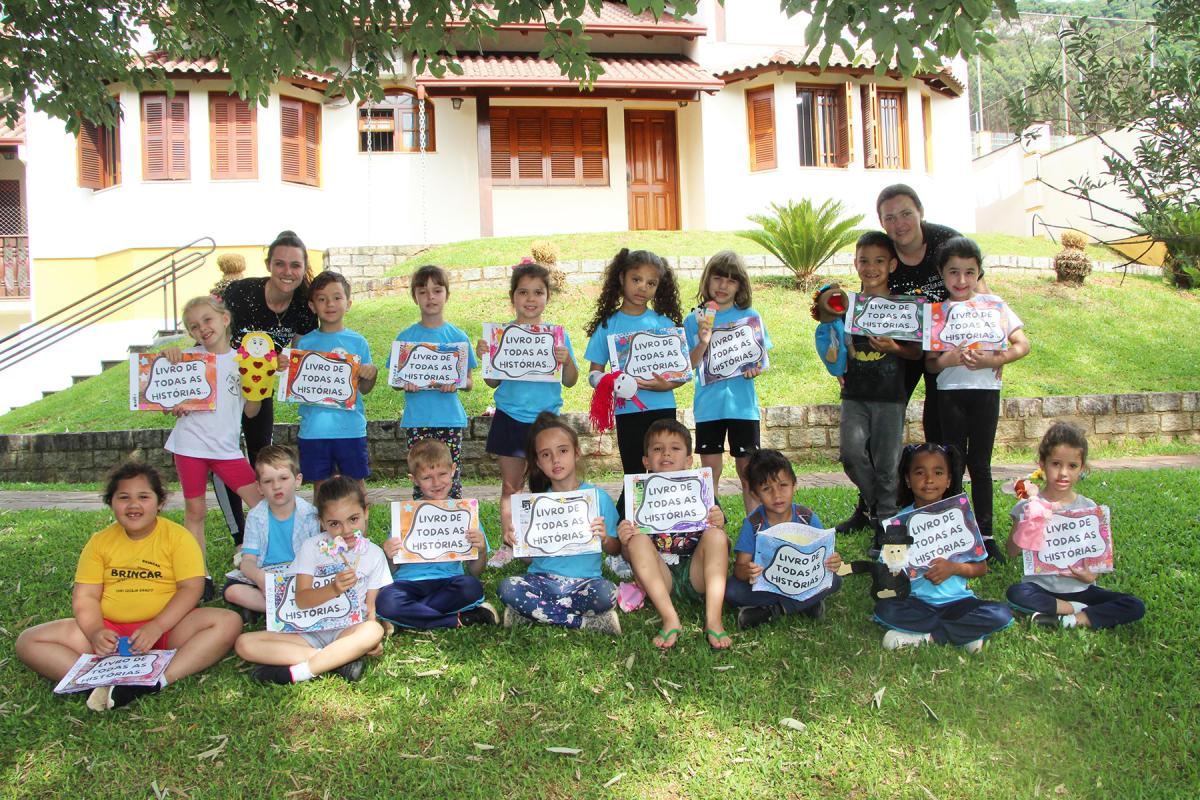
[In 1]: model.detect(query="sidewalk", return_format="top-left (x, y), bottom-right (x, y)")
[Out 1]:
top-left (2, 454), bottom-right (1196, 512)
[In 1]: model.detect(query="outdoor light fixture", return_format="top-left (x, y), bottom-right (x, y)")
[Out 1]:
top-left (451, 97), bottom-right (464, 110)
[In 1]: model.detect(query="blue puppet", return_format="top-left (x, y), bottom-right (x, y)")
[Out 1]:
top-left (810, 283), bottom-right (849, 377)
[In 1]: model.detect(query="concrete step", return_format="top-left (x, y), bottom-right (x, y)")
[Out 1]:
top-left (41, 389), bottom-right (59, 399)
top-left (99, 359), bottom-right (124, 371)
top-left (71, 374), bottom-right (95, 385)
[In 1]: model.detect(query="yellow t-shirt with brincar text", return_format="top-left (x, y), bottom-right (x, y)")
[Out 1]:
top-left (74, 517), bottom-right (205, 623)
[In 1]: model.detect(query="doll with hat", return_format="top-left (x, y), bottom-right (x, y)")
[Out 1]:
top-left (837, 520), bottom-right (912, 600)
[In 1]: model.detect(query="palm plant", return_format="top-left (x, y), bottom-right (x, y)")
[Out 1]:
top-left (738, 199), bottom-right (863, 290)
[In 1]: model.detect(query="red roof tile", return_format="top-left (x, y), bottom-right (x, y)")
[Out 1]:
top-left (716, 47), bottom-right (965, 97)
top-left (417, 53), bottom-right (722, 92)
top-left (493, 1), bottom-right (705, 36)
top-left (137, 52), bottom-right (334, 85)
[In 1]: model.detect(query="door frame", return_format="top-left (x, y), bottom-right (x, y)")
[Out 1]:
top-left (623, 109), bottom-right (681, 231)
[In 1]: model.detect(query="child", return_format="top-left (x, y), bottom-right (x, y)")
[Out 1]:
top-left (584, 248), bottom-right (685, 515)
top-left (390, 265), bottom-right (476, 500)
top-left (873, 443), bottom-right (1013, 653)
top-left (163, 295), bottom-right (264, 597)
top-left (378, 439), bottom-right (498, 628)
top-left (1006, 422), bottom-right (1145, 630)
top-left (236, 476), bottom-right (390, 684)
top-left (615, 419), bottom-right (731, 650)
top-left (477, 261), bottom-right (579, 561)
top-left (222, 445), bottom-right (321, 624)
top-left (926, 237), bottom-right (1030, 562)
top-left (834, 232), bottom-right (922, 542)
top-left (296, 270), bottom-right (378, 495)
top-left (685, 251), bottom-right (771, 512)
top-left (14, 462), bottom-right (242, 711)
top-left (497, 412), bottom-right (621, 633)
top-left (725, 449), bottom-right (843, 629)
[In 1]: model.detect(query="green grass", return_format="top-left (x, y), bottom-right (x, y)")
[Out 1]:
top-left (390, 230), bottom-right (1117, 274)
top-left (2, 271), bottom-right (1197, 436)
top-left (1, 467), bottom-right (1197, 798)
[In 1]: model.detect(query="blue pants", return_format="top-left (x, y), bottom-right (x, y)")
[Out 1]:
top-left (874, 595), bottom-right (1013, 646)
top-left (1006, 582), bottom-right (1145, 630)
top-left (724, 575), bottom-right (841, 614)
top-left (497, 573), bottom-right (616, 629)
top-left (376, 575), bottom-right (484, 630)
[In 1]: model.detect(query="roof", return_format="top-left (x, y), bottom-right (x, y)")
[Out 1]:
top-left (489, 1), bottom-right (706, 37)
top-left (416, 53), bottom-right (723, 93)
top-left (136, 52), bottom-right (334, 86)
top-left (0, 96), bottom-right (23, 146)
top-left (716, 47), bottom-right (965, 97)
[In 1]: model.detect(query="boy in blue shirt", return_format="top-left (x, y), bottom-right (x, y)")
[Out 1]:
top-left (297, 271), bottom-right (378, 494)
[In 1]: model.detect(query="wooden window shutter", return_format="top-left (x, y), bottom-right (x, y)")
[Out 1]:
top-left (579, 109), bottom-right (608, 185)
top-left (167, 94), bottom-right (189, 179)
top-left (302, 101), bottom-right (320, 185)
top-left (547, 109), bottom-right (577, 184)
top-left (746, 86), bottom-right (776, 171)
top-left (922, 95), bottom-right (933, 173)
top-left (861, 84), bottom-right (880, 169)
top-left (514, 109), bottom-right (544, 183)
top-left (280, 97), bottom-right (309, 185)
top-left (142, 94), bottom-right (167, 179)
top-left (211, 94), bottom-right (258, 179)
top-left (490, 108), bottom-right (512, 183)
top-left (838, 81), bottom-right (855, 166)
top-left (78, 121), bottom-right (105, 189)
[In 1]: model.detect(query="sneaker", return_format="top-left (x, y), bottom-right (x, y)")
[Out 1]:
top-left (235, 605), bottom-right (263, 626)
top-left (1032, 612), bottom-right (1065, 629)
top-left (737, 605), bottom-right (780, 630)
top-left (835, 503), bottom-right (871, 534)
top-left (333, 659), bottom-right (365, 682)
top-left (460, 602), bottom-right (499, 627)
top-left (250, 664), bottom-right (295, 685)
top-left (579, 609), bottom-right (622, 635)
top-left (502, 606), bottom-right (532, 628)
top-left (882, 630), bottom-right (931, 650)
top-left (605, 555), bottom-right (634, 580)
top-left (202, 576), bottom-right (215, 603)
top-left (87, 683), bottom-right (160, 712)
top-left (487, 545), bottom-right (514, 569)
top-left (963, 638), bottom-right (984, 655)
top-left (803, 599), bottom-right (826, 620)
top-left (983, 538), bottom-right (1007, 563)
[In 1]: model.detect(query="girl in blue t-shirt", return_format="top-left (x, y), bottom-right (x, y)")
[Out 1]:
top-left (583, 248), bottom-right (684, 515)
top-left (684, 251), bottom-right (771, 513)
top-left (477, 262), bottom-right (578, 558)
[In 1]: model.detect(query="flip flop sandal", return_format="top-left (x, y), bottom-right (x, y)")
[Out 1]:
top-left (654, 628), bottom-right (682, 649)
top-left (706, 628), bottom-right (731, 650)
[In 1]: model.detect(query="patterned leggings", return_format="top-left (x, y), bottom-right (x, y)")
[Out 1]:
top-left (405, 426), bottom-right (464, 499)
top-left (497, 573), bottom-right (616, 629)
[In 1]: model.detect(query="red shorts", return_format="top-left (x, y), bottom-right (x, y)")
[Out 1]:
top-left (174, 453), bottom-right (256, 499)
top-left (103, 619), bottom-right (171, 650)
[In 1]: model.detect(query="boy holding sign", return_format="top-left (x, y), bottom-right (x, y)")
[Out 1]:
top-left (1005, 424), bottom-right (1144, 630)
top-left (378, 439), bottom-right (498, 629)
top-left (725, 450), bottom-right (843, 629)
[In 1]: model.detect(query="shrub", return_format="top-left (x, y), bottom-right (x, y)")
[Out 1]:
top-left (1054, 230), bottom-right (1093, 285)
top-left (738, 199), bottom-right (863, 291)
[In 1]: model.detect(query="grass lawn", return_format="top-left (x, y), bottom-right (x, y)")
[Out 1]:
top-left (1, 467), bottom-right (1196, 799)
top-left (387, 230), bottom-right (1118, 274)
top-left (1, 271), bottom-right (1197, 437)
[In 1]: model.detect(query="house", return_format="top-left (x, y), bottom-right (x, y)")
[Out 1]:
top-left (1, 0), bottom-right (971, 412)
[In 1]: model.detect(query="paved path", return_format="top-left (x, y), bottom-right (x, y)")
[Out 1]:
top-left (2, 454), bottom-right (1195, 512)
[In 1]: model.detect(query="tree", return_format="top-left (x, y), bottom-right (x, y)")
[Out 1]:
top-left (1, 0), bottom-right (1019, 132)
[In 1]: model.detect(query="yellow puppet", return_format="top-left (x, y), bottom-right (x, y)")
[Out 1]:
top-left (235, 331), bottom-right (278, 401)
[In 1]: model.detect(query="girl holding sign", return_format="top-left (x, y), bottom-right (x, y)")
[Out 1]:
top-left (14, 462), bottom-right (242, 711)
top-left (1005, 423), bottom-right (1145, 630)
top-left (684, 251), bottom-right (771, 513)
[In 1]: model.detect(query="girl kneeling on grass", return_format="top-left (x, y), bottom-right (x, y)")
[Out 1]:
top-left (14, 462), bottom-right (243, 711)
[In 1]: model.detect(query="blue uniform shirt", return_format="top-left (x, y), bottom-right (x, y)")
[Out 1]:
top-left (295, 328), bottom-right (373, 440)
top-left (528, 482), bottom-right (618, 580)
top-left (493, 330), bottom-right (575, 423)
top-left (389, 322), bottom-right (477, 429)
top-left (584, 310), bottom-right (680, 414)
top-left (685, 306), bottom-right (771, 423)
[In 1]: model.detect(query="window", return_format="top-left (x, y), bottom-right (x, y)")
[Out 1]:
top-left (141, 92), bottom-right (189, 180)
top-left (745, 86), bottom-right (775, 171)
top-left (796, 83), bottom-right (853, 167)
top-left (77, 114), bottom-right (120, 190)
top-left (862, 85), bottom-right (908, 170)
top-left (490, 107), bottom-right (607, 186)
top-left (280, 97), bottom-right (320, 187)
top-left (210, 93), bottom-right (257, 180)
top-left (922, 95), bottom-right (933, 173)
top-left (359, 91), bottom-right (435, 153)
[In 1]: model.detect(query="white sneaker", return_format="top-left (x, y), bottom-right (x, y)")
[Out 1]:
top-left (502, 606), bottom-right (531, 628)
top-left (963, 638), bottom-right (984, 655)
top-left (605, 555), bottom-right (634, 580)
top-left (86, 686), bottom-right (113, 712)
top-left (882, 630), bottom-right (931, 651)
top-left (580, 609), bottom-right (622, 635)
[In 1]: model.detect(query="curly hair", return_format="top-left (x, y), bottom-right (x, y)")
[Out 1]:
top-left (1037, 421), bottom-right (1089, 465)
top-left (897, 442), bottom-right (964, 509)
top-left (585, 248), bottom-right (682, 336)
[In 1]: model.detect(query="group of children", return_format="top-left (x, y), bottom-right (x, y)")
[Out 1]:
top-left (12, 241), bottom-right (1144, 710)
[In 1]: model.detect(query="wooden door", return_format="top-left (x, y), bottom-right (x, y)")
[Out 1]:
top-left (624, 110), bottom-right (679, 231)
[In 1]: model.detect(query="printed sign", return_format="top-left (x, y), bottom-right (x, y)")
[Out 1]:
top-left (923, 299), bottom-right (1011, 352)
top-left (512, 489), bottom-right (601, 558)
top-left (624, 468), bottom-right (714, 536)
top-left (1024, 506), bottom-right (1114, 576)
top-left (607, 328), bottom-right (692, 383)
top-left (267, 564), bottom-right (365, 633)
top-left (388, 341), bottom-right (470, 390)
top-left (481, 322), bottom-right (564, 383)
top-left (389, 498), bottom-right (480, 564)
top-left (845, 291), bottom-right (926, 341)
top-left (883, 494), bottom-right (986, 578)
top-left (751, 523), bottom-right (836, 602)
top-left (699, 315), bottom-right (769, 386)
top-left (275, 348), bottom-right (360, 409)
top-left (54, 650), bottom-right (175, 694)
top-left (128, 352), bottom-right (217, 411)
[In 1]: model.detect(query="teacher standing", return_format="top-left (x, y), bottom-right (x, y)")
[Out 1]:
top-left (213, 231), bottom-right (318, 552)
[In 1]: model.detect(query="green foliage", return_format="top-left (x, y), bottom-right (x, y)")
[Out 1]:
top-left (738, 199), bottom-right (863, 290)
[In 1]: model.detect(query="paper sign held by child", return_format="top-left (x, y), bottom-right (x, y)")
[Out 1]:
top-left (699, 315), bottom-right (769, 386)
top-left (624, 468), bottom-right (714, 536)
top-left (752, 523), bottom-right (836, 602)
top-left (923, 299), bottom-right (1011, 352)
top-left (388, 341), bottom-right (469, 390)
top-left (481, 322), bottom-right (564, 383)
top-left (275, 348), bottom-right (360, 409)
top-left (267, 564), bottom-right (365, 633)
top-left (129, 352), bottom-right (217, 412)
top-left (54, 650), bottom-right (176, 694)
top-left (389, 499), bottom-right (480, 564)
top-left (1024, 506), bottom-right (1113, 576)
top-left (884, 494), bottom-right (986, 578)
top-left (845, 291), bottom-right (926, 342)
top-left (512, 489), bottom-right (601, 558)
top-left (608, 328), bottom-right (692, 383)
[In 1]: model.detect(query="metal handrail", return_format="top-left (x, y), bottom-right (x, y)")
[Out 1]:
top-left (0, 237), bottom-right (216, 373)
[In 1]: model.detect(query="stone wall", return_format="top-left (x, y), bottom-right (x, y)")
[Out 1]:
top-left (1, 391), bottom-right (1195, 484)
